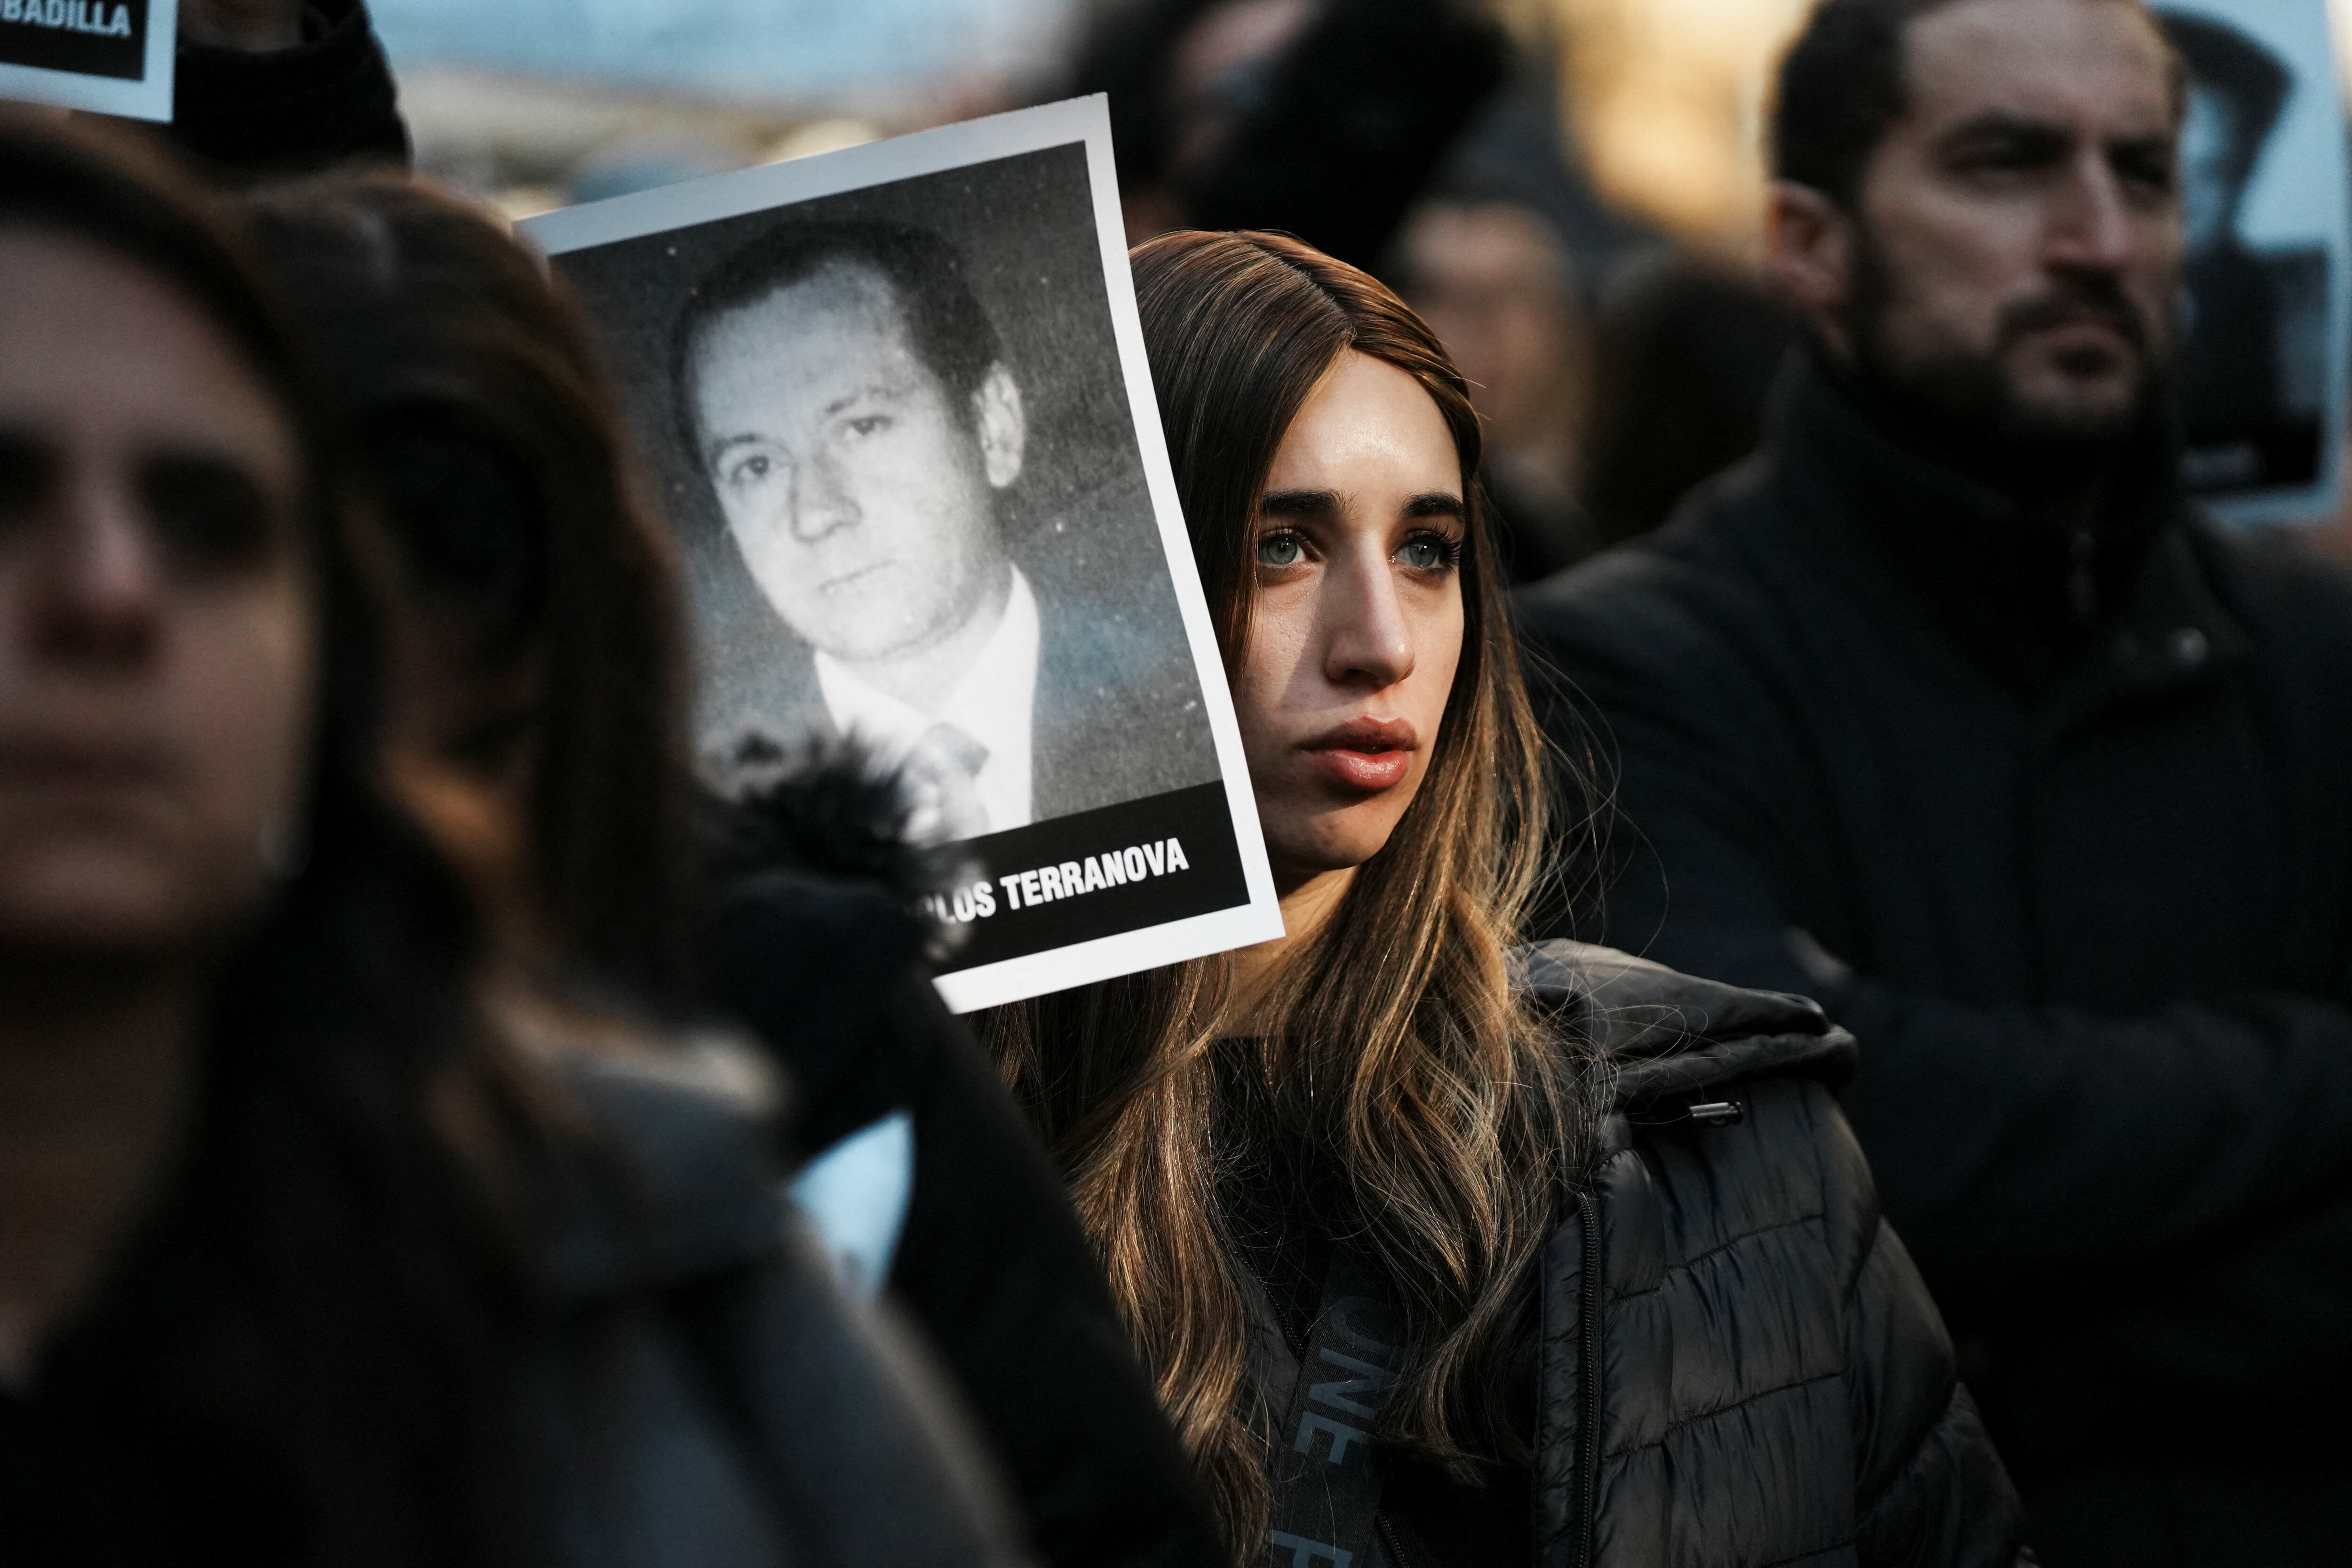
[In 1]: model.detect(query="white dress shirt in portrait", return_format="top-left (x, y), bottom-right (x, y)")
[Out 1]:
top-left (815, 565), bottom-right (1039, 839)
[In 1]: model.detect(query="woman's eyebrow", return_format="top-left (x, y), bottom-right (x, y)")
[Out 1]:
top-left (1403, 492), bottom-right (1465, 520)
top-left (1260, 488), bottom-right (1340, 517)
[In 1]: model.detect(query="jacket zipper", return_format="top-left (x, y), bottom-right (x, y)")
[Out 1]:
top-left (1576, 1184), bottom-right (1603, 1568)
top-left (1375, 1511), bottom-right (1420, 1568)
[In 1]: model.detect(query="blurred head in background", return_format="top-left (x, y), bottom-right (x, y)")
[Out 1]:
top-left (1071, 0), bottom-right (1317, 243)
top-left (1764, 0), bottom-right (2185, 476)
top-left (1389, 197), bottom-right (1598, 581)
top-left (241, 173), bottom-right (691, 996)
top-left (1579, 250), bottom-right (1795, 544)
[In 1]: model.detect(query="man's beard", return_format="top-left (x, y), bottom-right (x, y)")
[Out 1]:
top-left (1843, 225), bottom-right (2169, 483)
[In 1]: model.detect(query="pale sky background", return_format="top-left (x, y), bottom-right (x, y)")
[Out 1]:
top-left (369, 0), bottom-right (1070, 99)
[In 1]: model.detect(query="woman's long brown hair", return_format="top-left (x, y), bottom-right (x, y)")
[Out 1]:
top-left (977, 231), bottom-right (1605, 1556)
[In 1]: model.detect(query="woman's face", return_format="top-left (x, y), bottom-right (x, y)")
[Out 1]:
top-left (1231, 350), bottom-right (1466, 889)
top-left (0, 228), bottom-right (311, 958)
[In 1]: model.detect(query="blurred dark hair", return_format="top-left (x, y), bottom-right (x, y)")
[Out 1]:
top-left (669, 218), bottom-right (1002, 468)
top-left (1772, 0), bottom-right (2180, 209)
top-left (0, 112), bottom-right (549, 1563)
top-left (1581, 249), bottom-right (1795, 544)
top-left (1066, 0), bottom-right (1227, 195)
top-left (239, 172), bottom-right (692, 997)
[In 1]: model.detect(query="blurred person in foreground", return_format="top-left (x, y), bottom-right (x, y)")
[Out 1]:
top-left (0, 113), bottom-right (1017, 1568)
top-left (237, 170), bottom-right (1226, 1568)
top-left (1519, 0), bottom-right (2352, 1560)
top-left (980, 229), bottom-right (2026, 1568)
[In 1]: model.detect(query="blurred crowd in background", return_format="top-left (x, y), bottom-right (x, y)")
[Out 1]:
top-left (367, 0), bottom-right (1823, 577)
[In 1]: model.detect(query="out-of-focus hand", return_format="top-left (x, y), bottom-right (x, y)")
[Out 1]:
top-left (180, 0), bottom-right (305, 51)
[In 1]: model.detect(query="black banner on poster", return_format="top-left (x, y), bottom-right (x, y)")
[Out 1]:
top-left (924, 781), bottom-right (1249, 974)
top-left (0, 0), bottom-right (146, 80)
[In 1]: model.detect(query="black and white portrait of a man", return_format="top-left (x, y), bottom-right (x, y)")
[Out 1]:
top-left (545, 142), bottom-right (1222, 845)
top-left (524, 103), bottom-right (1282, 1006)
top-left (672, 217), bottom-right (1209, 839)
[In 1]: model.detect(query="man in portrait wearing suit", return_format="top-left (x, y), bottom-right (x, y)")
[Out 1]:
top-left (674, 219), bottom-right (1215, 841)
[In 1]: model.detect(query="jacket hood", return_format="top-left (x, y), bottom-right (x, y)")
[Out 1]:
top-left (1515, 940), bottom-right (1856, 1109)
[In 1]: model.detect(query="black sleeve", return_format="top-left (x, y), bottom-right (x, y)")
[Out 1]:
top-left (710, 880), bottom-right (1226, 1568)
top-left (168, 0), bottom-right (410, 176)
top-left (687, 1221), bottom-right (1036, 1568)
top-left (1522, 583), bottom-right (2352, 1339)
top-left (889, 985), bottom-right (1226, 1568)
top-left (1814, 1087), bottom-right (2026, 1568)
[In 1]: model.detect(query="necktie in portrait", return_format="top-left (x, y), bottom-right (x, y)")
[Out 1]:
top-left (904, 720), bottom-right (992, 842)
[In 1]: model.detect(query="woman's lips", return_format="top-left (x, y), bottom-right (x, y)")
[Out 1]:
top-left (1302, 716), bottom-right (1418, 794)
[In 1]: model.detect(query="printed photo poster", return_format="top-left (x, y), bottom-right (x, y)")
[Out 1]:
top-left (522, 97), bottom-right (1283, 1012)
top-left (2154, 0), bottom-right (2352, 524)
top-left (0, 0), bottom-right (174, 121)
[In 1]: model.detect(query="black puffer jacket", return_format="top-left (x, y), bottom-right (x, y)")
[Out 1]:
top-left (1522, 942), bottom-right (2025, 1567)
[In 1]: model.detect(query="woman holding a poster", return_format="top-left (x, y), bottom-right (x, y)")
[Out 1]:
top-left (980, 231), bottom-right (2030, 1568)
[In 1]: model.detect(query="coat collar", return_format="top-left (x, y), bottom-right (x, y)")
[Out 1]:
top-left (1516, 941), bottom-right (1857, 1108)
top-left (1766, 355), bottom-right (2247, 700)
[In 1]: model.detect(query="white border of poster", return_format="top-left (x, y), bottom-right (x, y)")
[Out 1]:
top-left (2158, 0), bottom-right (2352, 526)
top-left (523, 95), bottom-right (1284, 1013)
top-left (0, 0), bottom-right (177, 122)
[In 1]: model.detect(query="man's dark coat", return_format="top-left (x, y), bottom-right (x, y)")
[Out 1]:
top-left (1518, 360), bottom-right (2352, 1565)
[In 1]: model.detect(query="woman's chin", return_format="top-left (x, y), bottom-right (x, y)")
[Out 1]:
top-left (1264, 797), bottom-right (1414, 884)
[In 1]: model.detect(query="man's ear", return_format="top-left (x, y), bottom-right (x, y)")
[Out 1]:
top-left (973, 362), bottom-right (1026, 490)
top-left (1764, 180), bottom-right (1858, 357)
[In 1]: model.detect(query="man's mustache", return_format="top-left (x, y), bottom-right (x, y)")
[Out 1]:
top-left (1997, 278), bottom-right (2150, 352)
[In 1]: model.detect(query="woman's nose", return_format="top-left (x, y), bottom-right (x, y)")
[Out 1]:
top-left (1321, 550), bottom-right (1416, 689)
top-left (24, 471), bottom-right (162, 669)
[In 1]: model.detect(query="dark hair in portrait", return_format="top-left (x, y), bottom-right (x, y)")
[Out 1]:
top-left (1772, 0), bottom-right (2183, 208)
top-left (670, 218), bottom-right (1003, 461)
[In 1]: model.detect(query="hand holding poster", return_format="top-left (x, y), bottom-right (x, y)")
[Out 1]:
top-left (0, 0), bottom-right (173, 120)
top-left (522, 97), bottom-right (1283, 1012)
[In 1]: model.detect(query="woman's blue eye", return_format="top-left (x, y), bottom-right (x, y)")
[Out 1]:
top-left (1256, 531), bottom-right (1304, 567)
top-left (1398, 533), bottom-right (1459, 572)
